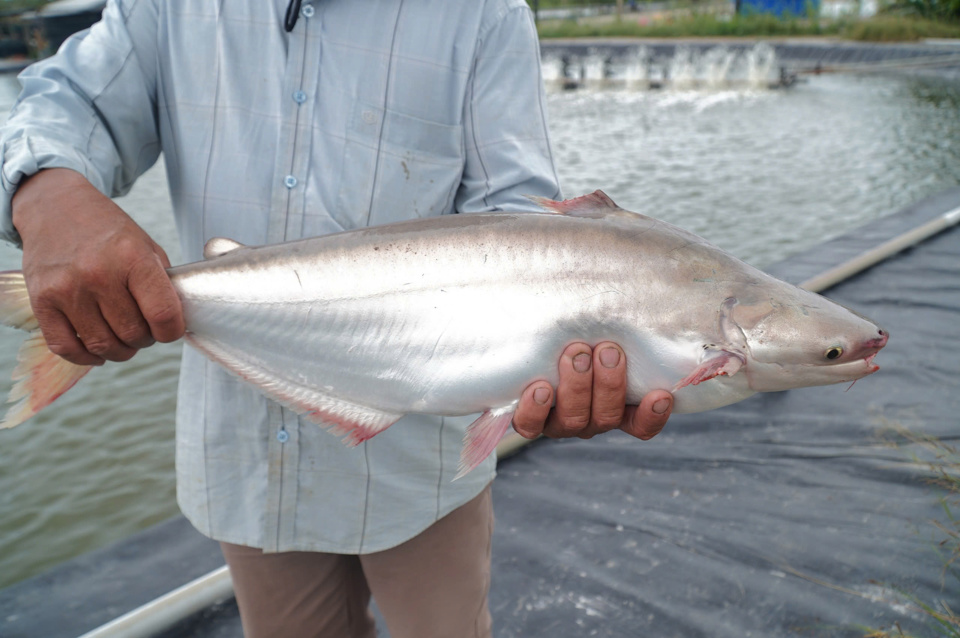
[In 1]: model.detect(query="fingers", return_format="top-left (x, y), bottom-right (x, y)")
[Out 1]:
top-left (538, 341), bottom-right (626, 439)
top-left (516, 341), bottom-right (673, 442)
top-left (620, 389), bottom-right (673, 441)
top-left (127, 250), bottom-right (185, 344)
top-left (542, 343), bottom-right (594, 438)
top-left (513, 382), bottom-right (553, 439)
top-left (34, 307), bottom-right (105, 367)
top-left (74, 301), bottom-right (139, 362)
top-left (29, 258), bottom-right (181, 365)
top-left (34, 283), bottom-right (141, 364)
top-left (34, 248), bottom-right (180, 365)
top-left (98, 288), bottom-right (154, 351)
top-left (586, 343), bottom-right (627, 436)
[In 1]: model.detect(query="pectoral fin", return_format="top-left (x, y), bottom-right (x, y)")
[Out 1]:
top-left (673, 296), bottom-right (750, 390)
top-left (674, 347), bottom-right (746, 391)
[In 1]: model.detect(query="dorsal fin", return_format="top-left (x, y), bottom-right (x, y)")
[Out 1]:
top-left (203, 238), bottom-right (246, 260)
top-left (528, 190), bottom-right (623, 218)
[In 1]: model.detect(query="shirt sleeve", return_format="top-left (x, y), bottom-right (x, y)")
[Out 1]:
top-left (0, 0), bottom-right (161, 246)
top-left (455, 2), bottom-right (562, 214)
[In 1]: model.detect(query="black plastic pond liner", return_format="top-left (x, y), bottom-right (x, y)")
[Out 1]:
top-left (1, 187), bottom-right (958, 638)
top-left (490, 186), bottom-right (960, 638)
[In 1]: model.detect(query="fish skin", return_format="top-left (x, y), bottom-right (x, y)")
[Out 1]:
top-left (0, 191), bottom-right (887, 477)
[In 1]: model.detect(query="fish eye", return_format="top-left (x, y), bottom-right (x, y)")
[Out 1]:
top-left (824, 346), bottom-right (843, 360)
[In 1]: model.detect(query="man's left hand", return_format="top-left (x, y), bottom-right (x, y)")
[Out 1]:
top-left (513, 342), bottom-right (673, 441)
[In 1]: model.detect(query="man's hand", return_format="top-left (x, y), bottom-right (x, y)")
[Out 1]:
top-left (513, 342), bottom-right (673, 441)
top-left (12, 168), bottom-right (185, 366)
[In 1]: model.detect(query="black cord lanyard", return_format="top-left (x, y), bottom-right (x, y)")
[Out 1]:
top-left (284, 0), bottom-right (303, 32)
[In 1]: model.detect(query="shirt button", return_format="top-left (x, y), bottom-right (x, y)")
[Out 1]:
top-left (284, 175), bottom-right (298, 189)
top-left (301, 4), bottom-right (314, 17)
top-left (277, 429), bottom-right (289, 443)
top-left (362, 110), bottom-right (376, 124)
top-left (293, 90), bottom-right (307, 104)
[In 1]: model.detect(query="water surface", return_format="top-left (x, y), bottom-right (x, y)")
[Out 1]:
top-left (0, 69), bottom-right (958, 589)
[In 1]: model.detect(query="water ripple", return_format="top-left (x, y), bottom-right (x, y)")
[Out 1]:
top-left (0, 71), bottom-right (959, 588)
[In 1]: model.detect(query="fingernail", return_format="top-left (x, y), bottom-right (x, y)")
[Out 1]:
top-left (653, 398), bottom-right (670, 415)
top-left (573, 352), bottom-right (591, 373)
top-left (599, 346), bottom-right (620, 368)
top-left (533, 387), bottom-right (550, 405)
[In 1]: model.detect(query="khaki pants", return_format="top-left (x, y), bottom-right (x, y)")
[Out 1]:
top-left (221, 485), bottom-right (494, 638)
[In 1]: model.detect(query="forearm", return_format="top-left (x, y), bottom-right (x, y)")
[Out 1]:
top-left (0, 0), bottom-right (162, 246)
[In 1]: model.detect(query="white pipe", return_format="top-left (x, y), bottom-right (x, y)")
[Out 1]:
top-left (77, 565), bottom-right (233, 638)
top-left (78, 203), bottom-right (960, 638)
top-left (799, 205), bottom-right (960, 293)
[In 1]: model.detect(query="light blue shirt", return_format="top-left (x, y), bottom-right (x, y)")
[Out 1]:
top-left (0, 0), bottom-right (560, 552)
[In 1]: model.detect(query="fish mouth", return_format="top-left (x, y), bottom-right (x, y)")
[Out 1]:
top-left (852, 328), bottom-right (888, 374)
top-left (827, 353), bottom-right (881, 385)
top-left (832, 330), bottom-right (886, 382)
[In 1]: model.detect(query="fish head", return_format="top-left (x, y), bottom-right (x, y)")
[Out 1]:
top-left (731, 289), bottom-right (888, 392)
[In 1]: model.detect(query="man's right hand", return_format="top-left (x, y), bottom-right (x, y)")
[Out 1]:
top-left (12, 168), bottom-right (185, 366)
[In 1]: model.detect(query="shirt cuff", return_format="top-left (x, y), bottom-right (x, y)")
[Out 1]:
top-left (0, 136), bottom-right (98, 247)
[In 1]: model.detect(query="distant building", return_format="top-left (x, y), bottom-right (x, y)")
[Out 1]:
top-left (819, 0), bottom-right (878, 17)
top-left (737, 0), bottom-right (820, 17)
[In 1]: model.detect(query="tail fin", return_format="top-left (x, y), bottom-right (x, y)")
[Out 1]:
top-left (0, 271), bottom-right (92, 428)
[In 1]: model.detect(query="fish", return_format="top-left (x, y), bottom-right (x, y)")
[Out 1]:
top-left (0, 191), bottom-right (887, 478)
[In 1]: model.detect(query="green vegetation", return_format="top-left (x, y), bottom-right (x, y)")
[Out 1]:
top-left (531, 0), bottom-right (960, 42)
top-left (536, 13), bottom-right (960, 41)
top-left (843, 15), bottom-right (960, 40)
top-left (0, 0), bottom-right (48, 15)
top-left (533, 0), bottom-right (628, 6)
top-left (532, 0), bottom-right (959, 21)
top-left (884, 0), bottom-right (960, 22)
top-left (538, 13), bottom-right (834, 38)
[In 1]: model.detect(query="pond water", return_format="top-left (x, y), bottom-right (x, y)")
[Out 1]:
top-left (0, 66), bottom-right (958, 589)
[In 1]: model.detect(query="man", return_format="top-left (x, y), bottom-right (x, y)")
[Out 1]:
top-left (0, 1), bottom-right (672, 635)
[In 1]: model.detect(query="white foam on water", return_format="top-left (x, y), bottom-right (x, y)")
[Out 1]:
top-left (543, 43), bottom-right (781, 92)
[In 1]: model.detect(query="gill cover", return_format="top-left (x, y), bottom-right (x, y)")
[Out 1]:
top-left (674, 298), bottom-right (750, 390)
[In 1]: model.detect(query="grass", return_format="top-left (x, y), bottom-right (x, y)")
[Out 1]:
top-left (538, 13), bottom-right (834, 37)
top-left (536, 14), bottom-right (960, 41)
top-left (842, 15), bottom-right (960, 40)
top-left (775, 427), bottom-right (960, 637)
top-left (861, 428), bottom-right (960, 637)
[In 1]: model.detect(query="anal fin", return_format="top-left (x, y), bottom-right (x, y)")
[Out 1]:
top-left (301, 402), bottom-right (403, 447)
top-left (185, 334), bottom-right (403, 445)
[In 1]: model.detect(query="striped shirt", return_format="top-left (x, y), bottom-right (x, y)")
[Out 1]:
top-left (0, 0), bottom-right (560, 552)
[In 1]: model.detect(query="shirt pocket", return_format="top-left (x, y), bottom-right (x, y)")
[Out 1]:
top-left (335, 103), bottom-right (464, 229)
